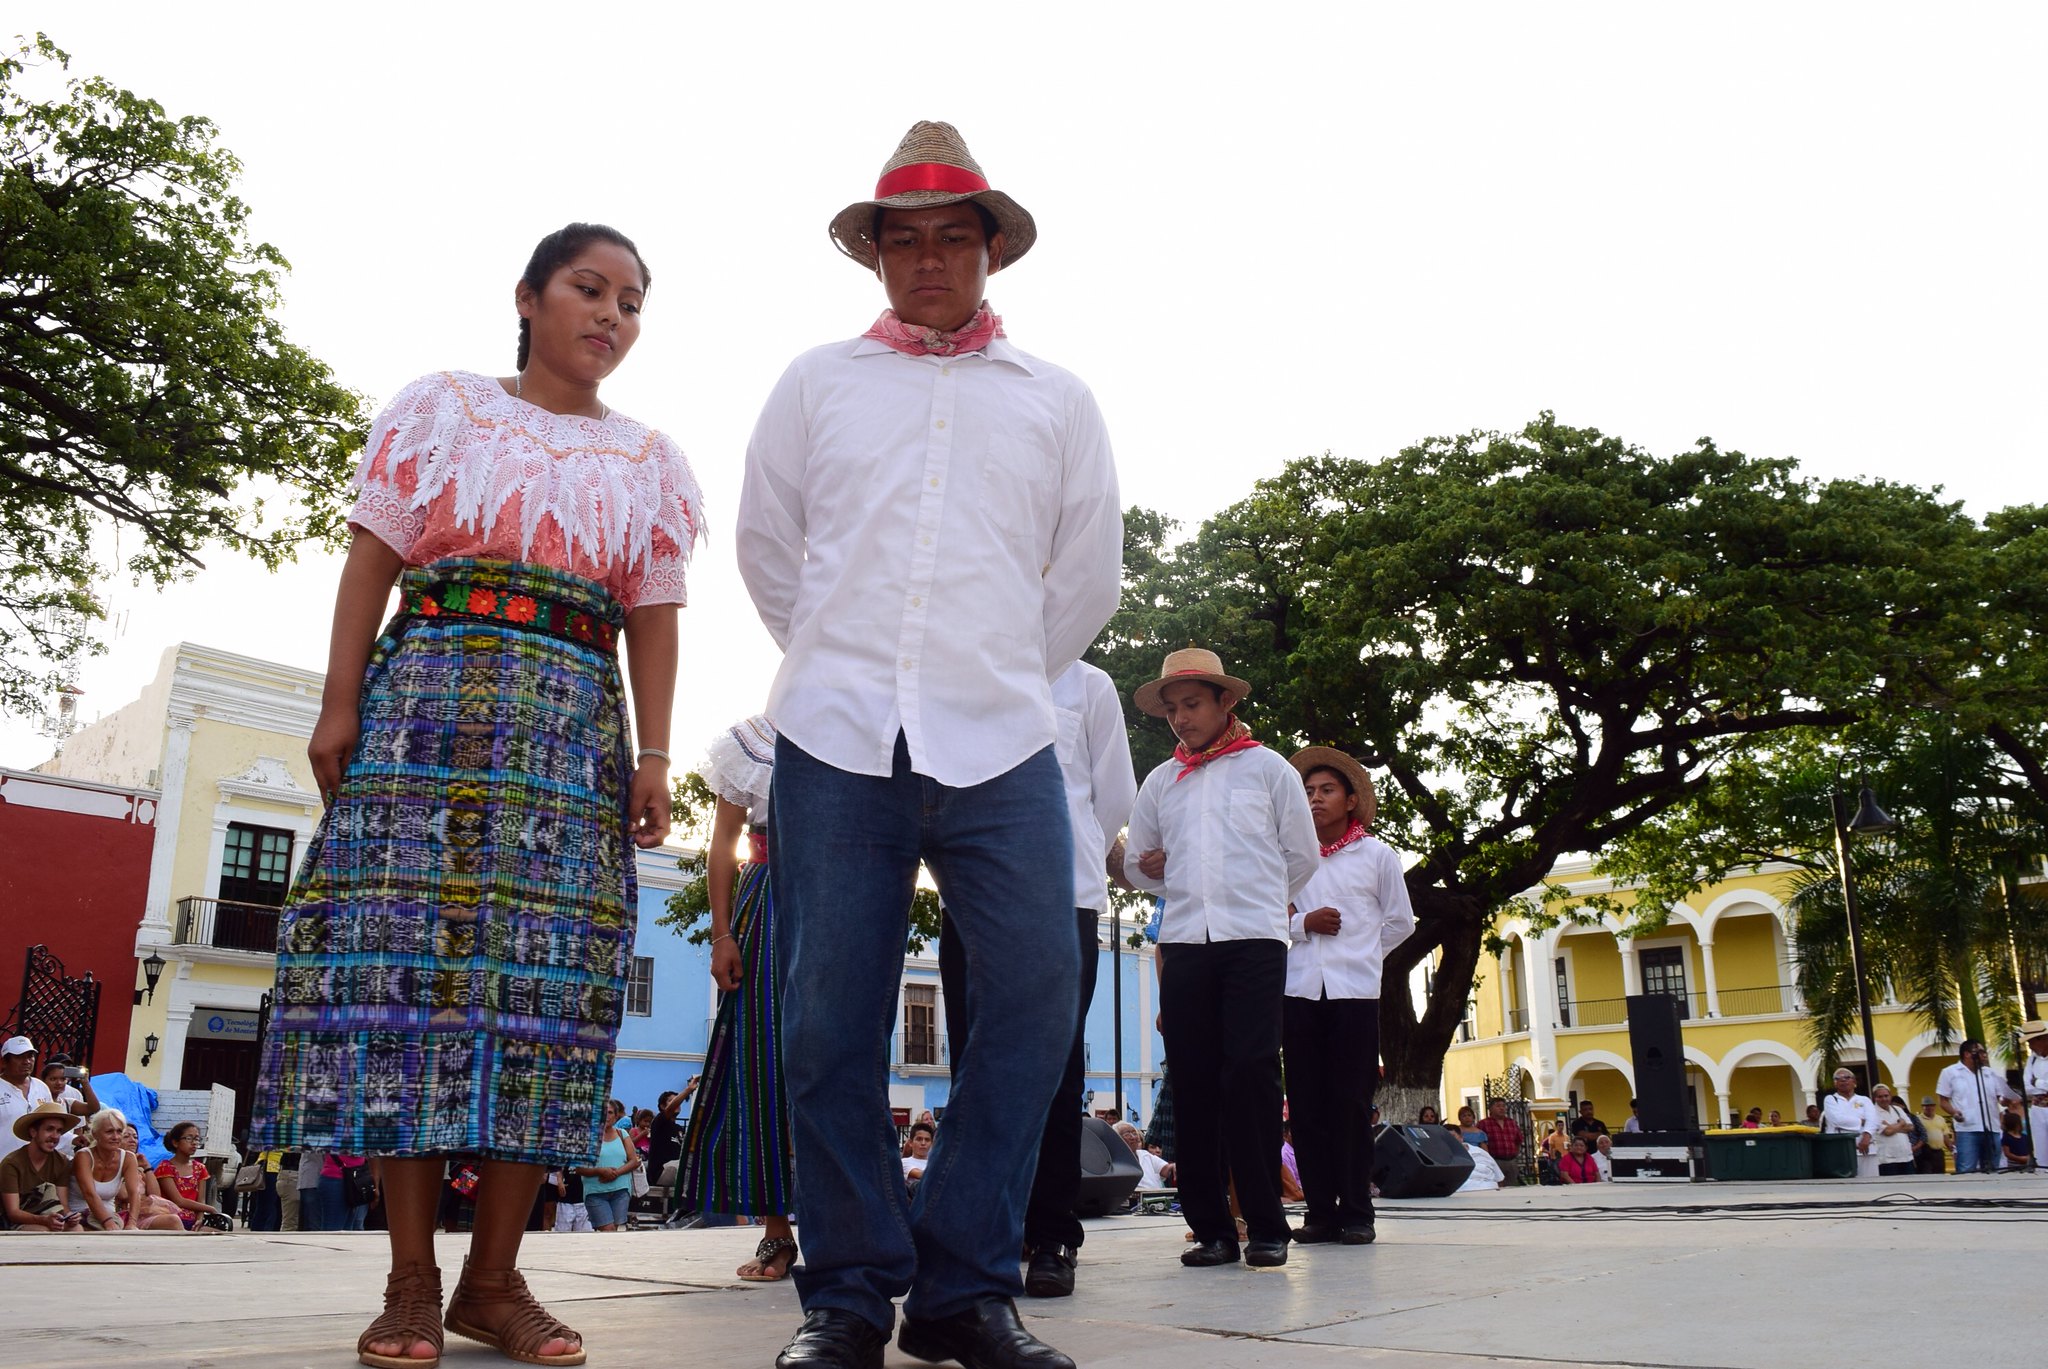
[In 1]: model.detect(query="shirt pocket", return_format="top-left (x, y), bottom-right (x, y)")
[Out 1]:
top-left (976, 432), bottom-right (1056, 547)
top-left (1228, 788), bottom-right (1269, 836)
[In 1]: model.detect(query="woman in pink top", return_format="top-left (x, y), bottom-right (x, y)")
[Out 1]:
top-left (248, 223), bottom-right (702, 1369)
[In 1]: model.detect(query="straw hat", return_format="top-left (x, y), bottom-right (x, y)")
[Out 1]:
top-left (2020, 1019), bottom-right (2048, 1043)
top-left (829, 121), bottom-right (1037, 271)
top-left (11, 1099), bottom-right (76, 1143)
top-left (1134, 647), bottom-right (1251, 718)
top-left (1290, 747), bottom-right (1377, 827)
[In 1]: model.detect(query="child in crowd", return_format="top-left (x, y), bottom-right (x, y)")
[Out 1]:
top-left (1124, 648), bottom-right (1317, 1270)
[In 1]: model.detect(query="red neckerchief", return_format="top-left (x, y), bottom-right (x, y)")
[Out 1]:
top-left (1319, 819), bottom-right (1367, 858)
top-left (863, 301), bottom-right (1005, 357)
top-left (1173, 714), bottom-right (1261, 782)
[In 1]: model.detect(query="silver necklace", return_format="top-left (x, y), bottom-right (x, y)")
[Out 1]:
top-left (514, 371), bottom-right (608, 422)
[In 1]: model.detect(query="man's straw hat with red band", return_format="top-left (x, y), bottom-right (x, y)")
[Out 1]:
top-left (830, 121), bottom-right (1037, 271)
top-left (1289, 747), bottom-right (1377, 828)
top-left (1134, 647), bottom-right (1252, 718)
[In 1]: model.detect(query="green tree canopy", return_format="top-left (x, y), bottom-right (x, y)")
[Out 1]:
top-left (1094, 414), bottom-right (1985, 1092)
top-left (0, 35), bottom-right (365, 714)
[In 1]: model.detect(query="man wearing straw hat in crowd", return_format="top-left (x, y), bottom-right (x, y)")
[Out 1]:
top-left (1282, 746), bottom-right (1413, 1247)
top-left (2022, 1021), bottom-right (2048, 1159)
top-left (1123, 648), bottom-right (1319, 1270)
top-left (737, 121), bottom-right (1121, 1369)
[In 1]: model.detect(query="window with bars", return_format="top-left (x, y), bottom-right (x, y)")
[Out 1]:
top-left (1640, 946), bottom-right (1689, 1010)
top-left (625, 956), bottom-right (654, 1016)
top-left (903, 984), bottom-right (938, 1065)
top-left (219, 823), bottom-right (295, 906)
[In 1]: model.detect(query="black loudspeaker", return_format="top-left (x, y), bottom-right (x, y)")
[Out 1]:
top-left (1370, 1123), bottom-right (1474, 1198)
top-left (1074, 1116), bottom-right (1142, 1217)
top-left (1626, 993), bottom-right (1689, 1133)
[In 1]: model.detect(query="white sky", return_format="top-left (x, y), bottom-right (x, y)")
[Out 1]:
top-left (5, 2), bottom-right (2044, 770)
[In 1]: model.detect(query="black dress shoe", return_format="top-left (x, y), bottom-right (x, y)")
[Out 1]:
top-left (1180, 1239), bottom-right (1240, 1267)
top-left (777, 1309), bottom-right (888, 1369)
top-left (898, 1297), bottom-right (1075, 1369)
top-left (1244, 1239), bottom-right (1289, 1267)
top-left (1339, 1225), bottom-right (1377, 1245)
top-left (1292, 1222), bottom-right (1341, 1244)
top-left (1022, 1244), bottom-right (1077, 1298)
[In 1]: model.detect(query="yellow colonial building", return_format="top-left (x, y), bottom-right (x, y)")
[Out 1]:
top-left (1440, 858), bottom-right (1964, 1129)
top-left (45, 642), bottom-right (324, 1138)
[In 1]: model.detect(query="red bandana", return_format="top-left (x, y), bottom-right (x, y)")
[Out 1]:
top-left (1173, 714), bottom-right (1262, 782)
top-left (863, 301), bottom-right (1006, 357)
top-left (1319, 819), bottom-right (1367, 858)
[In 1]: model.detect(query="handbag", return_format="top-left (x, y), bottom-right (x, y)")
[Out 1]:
top-left (343, 1163), bottom-right (375, 1208)
top-left (234, 1162), bottom-right (267, 1194)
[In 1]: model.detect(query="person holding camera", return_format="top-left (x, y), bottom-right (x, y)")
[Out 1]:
top-left (39, 1056), bottom-right (99, 1122)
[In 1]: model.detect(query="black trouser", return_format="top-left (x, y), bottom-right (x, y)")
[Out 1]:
top-left (940, 905), bottom-right (1100, 1252)
top-left (1877, 1160), bottom-right (1915, 1176)
top-left (1282, 992), bottom-right (1378, 1230)
top-left (1915, 1147), bottom-right (1946, 1174)
top-left (1159, 938), bottom-right (1288, 1247)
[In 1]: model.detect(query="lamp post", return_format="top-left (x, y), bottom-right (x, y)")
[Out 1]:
top-left (140, 1032), bottom-right (159, 1068)
top-left (136, 950), bottom-right (166, 1005)
top-left (1830, 777), bottom-right (1897, 1092)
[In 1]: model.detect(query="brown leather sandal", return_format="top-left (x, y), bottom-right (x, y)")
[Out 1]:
top-left (737, 1234), bottom-right (800, 1282)
top-left (443, 1257), bottom-right (587, 1367)
top-left (357, 1262), bottom-right (444, 1369)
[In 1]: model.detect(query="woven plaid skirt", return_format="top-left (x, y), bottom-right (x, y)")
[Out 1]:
top-left (249, 559), bottom-right (635, 1167)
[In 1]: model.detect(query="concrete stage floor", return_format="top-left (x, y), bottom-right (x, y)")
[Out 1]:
top-left (4, 1173), bottom-right (2041, 1369)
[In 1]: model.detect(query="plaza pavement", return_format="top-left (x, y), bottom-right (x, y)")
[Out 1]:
top-left (4, 1172), bottom-right (2041, 1369)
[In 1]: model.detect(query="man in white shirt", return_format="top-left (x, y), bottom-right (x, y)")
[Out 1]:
top-left (1281, 747), bottom-right (1412, 1248)
top-left (2021, 1021), bottom-right (2048, 1160)
top-left (1937, 1040), bottom-right (2020, 1174)
top-left (1124, 649), bottom-right (1319, 1270)
top-left (1819, 1068), bottom-right (1880, 1175)
top-left (937, 659), bottom-right (1136, 1300)
top-left (1113, 1123), bottom-right (1173, 1189)
top-left (737, 122), bottom-right (1119, 1369)
top-left (0, 1037), bottom-right (54, 1162)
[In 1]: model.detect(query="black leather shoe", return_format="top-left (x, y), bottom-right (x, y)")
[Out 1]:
top-left (898, 1297), bottom-right (1075, 1369)
top-left (1339, 1225), bottom-right (1376, 1245)
top-left (1180, 1239), bottom-right (1240, 1267)
top-left (1022, 1244), bottom-right (1077, 1298)
top-left (1292, 1222), bottom-right (1340, 1244)
top-left (1244, 1239), bottom-right (1289, 1267)
top-left (777, 1309), bottom-right (888, 1369)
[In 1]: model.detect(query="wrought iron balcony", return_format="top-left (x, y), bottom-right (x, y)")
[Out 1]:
top-left (174, 896), bottom-right (281, 955)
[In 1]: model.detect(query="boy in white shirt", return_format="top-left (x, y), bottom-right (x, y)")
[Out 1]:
top-left (1124, 649), bottom-right (1318, 1269)
top-left (1282, 748), bottom-right (1412, 1247)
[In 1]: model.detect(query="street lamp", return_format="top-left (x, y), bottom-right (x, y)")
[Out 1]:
top-left (136, 950), bottom-right (166, 1005)
top-left (140, 1033), bottom-right (159, 1067)
top-left (1831, 777), bottom-right (1898, 1093)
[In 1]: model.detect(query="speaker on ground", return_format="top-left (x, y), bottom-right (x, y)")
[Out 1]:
top-left (1625, 992), bottom-right (1689, 1133)
top-left (1371, 1122), bottom-right (1474, 1198)
top-left (1075, 1115), bottom-right (1142, 1217)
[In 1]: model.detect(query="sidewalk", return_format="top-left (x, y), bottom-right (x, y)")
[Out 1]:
top-left (4, 1173), bottom-right (2041, 1369)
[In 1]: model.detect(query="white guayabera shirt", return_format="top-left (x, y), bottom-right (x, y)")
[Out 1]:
top-left (737, 336), bottom-right (1122, 789)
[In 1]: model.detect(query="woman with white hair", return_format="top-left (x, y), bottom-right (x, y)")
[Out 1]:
top-left (69, 1109), bottom-right (180, 1230)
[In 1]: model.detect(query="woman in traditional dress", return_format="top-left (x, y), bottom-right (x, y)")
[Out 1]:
top-left (249, 222), bottom-right (701, 1369)
top-left (676, 715), bottom-right (797, 1281)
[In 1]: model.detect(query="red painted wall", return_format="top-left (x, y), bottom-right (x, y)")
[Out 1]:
top-left (0, 770), bottom-right (157, 1070)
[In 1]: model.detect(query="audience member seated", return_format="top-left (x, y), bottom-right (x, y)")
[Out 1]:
top-left (2, 1103), bottom-right (83, 1231)
top-left (1767, 1109), bottom-right (1784, 1126)
top-left (154, 1121), bottom-right (224, 1232)
top-left (115, 1122), bottom-right (185, 1228)
top-left (70, 1108), bottom-right (175, 1230)
top-left (1556, 1136), bottom-right (1602, 1183)
top-left (1416, 1105), bottom-right (1441, 1127)
top-left (2001, 1112), bottom-right (2032, 1171)
top-left (1457, 1142), bottom-right (1504, 1192)
top-left (1457, 1106), bottom-right (1486, 1147)
top-left (1279, 1123), bottom-right (1303, 1203)
top-left (1591, 1134), bottom-right (1614, 1181)
top-left (1114, 1123), bottom-right (1174, 1188)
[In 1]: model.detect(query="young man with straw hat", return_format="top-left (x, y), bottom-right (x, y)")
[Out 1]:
top-left (1282, 747), bottom-right (1412, 1247)
top-left (1, 1101), bottom-right (86, 1231)
top-left (1121, 648), bottom-right (1318, 1270)
top-left (2021, 1020), bottom-right (2048, 1158)
top-left (737, 121), bottom-right (1120, 1369)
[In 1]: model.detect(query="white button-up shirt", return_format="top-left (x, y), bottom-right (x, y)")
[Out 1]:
top-left (1937, 1061), bottom-right (2019, 1132)
top-left (1124, 745), bottom-right (1319, 945)
top-left (1052, 662), bottom-right (1137, 912)
top-left (736, 336), bottom-right (1122, 788)
top-left (1820, 1091), bottom-right (1879, 1140)
top-left (1284, 834), bottom-right (1413, 1000)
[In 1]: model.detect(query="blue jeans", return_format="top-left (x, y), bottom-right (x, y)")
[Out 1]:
top-left (773, 733), bottom-right (1076, 1330)
top-left (1954, 1129), bottom-right (1998, 1174)
top-left (584, 1187), bottom-right (632, 1228)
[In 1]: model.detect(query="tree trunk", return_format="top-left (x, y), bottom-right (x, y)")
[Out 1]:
top-left (1379, 886), bottom-right (1489, 1094)
top-left (1375, 1082), bottom-right (1444, 1129)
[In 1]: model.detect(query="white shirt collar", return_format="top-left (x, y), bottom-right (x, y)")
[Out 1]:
top-left (848, 335), bottom-right (1037, 375)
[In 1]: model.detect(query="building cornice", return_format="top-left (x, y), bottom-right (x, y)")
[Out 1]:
top-left (166, 643), bottom-right (324, 739)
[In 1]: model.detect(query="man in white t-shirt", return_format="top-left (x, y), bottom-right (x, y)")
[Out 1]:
top-left (1938, 1040), bottom-right (2020, 1174)
top-left (901, 1122), bottom-right (936, 1185)
top-left (1113, 1123), bottom-right (1172, 1189)
top-left (0, 1037), bottom-right (54, 1162)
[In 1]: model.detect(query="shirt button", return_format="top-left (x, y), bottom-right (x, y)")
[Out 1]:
top-left (929, 477), bottom-right (940, 488)
top-left (920, 535), bottom-right (933, 546)
top-left (935, 419), bottom-right (947, 430)
top-left (901, 658), bottom-right (914, 670)
top-left (909, 596), bottom-right (922, 607)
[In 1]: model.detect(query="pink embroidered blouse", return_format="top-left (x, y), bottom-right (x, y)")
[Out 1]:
top-left (347, 371), bottom-right (703, 610)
